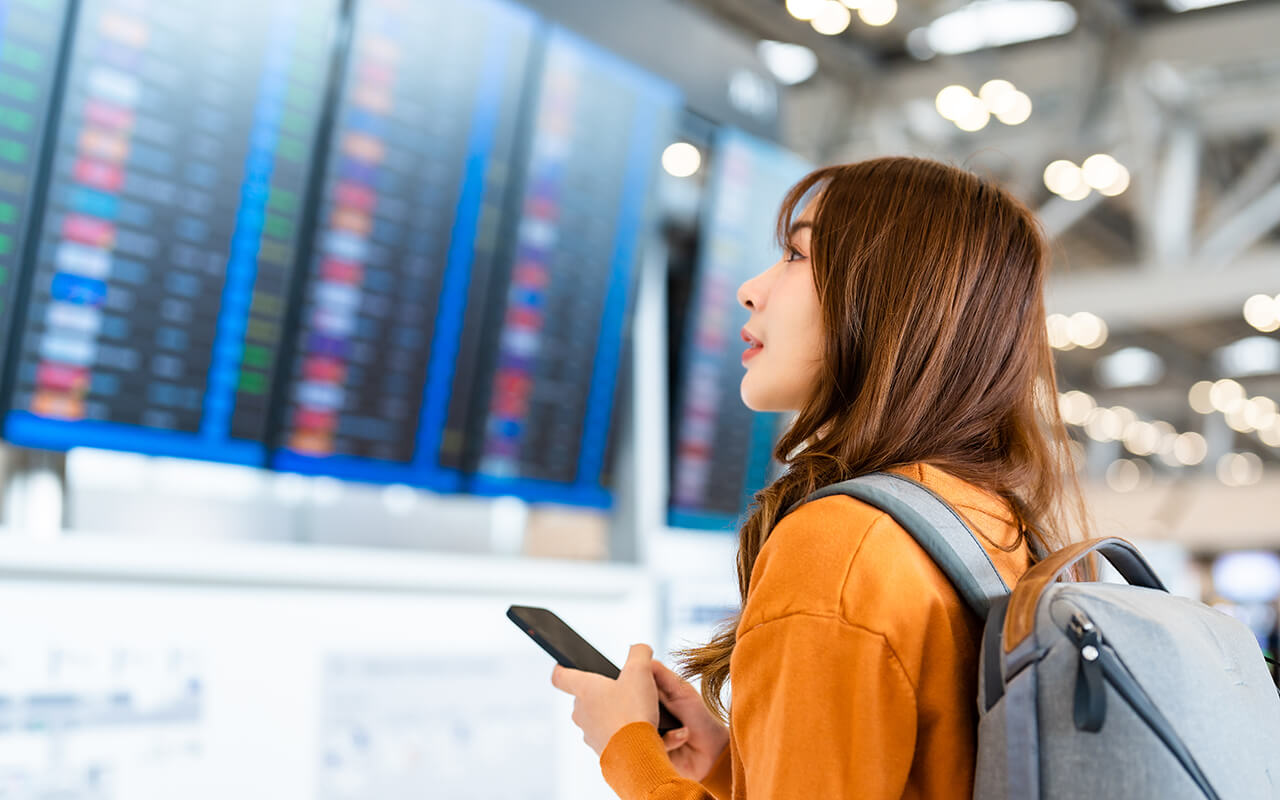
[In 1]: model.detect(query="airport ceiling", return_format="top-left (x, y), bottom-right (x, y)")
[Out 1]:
top-left (687, 0), bottom-right (1280, 476)
top-left (688, 0), bottom-right (1254, 65)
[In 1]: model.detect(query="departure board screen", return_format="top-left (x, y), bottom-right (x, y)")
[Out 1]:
top-left (458, 28), bottom-right (679, 509)
top-left (3, 0), bottom-right (339, 463)
top-left (0, 0), bottom-right (69, 370)
top-left (667, 129), bottom-right (811, 531)
top-left (272, 0), bottom-right (535, 487)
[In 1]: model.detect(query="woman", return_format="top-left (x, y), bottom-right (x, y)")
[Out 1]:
top-left (550, 156), bottom-right (1091, 799)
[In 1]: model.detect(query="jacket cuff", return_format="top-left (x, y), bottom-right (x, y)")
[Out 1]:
top-left (599, 721), bottom-right (683, 800)
top-left (701, 741), bottom-right (733, 800)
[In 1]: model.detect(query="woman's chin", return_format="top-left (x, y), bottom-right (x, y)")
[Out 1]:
top-left (741, 378), bottom-right (801, 413)
top-left (739, 379), bottom-right (774, 412)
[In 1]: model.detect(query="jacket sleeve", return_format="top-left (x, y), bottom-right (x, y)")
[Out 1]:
top-left (699, 743), bottom-right (732, 800)
top-left (598, 722), bottom-right (717, 800)
top-left (730, 611), bottom-right (918, 798)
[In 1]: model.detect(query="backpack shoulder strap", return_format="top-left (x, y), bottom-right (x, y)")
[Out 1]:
top-left (793, 471), bottom-right (1010, 618)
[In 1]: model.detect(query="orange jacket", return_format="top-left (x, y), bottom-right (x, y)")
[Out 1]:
top-left (600, 462), bottom-right (1032, 800)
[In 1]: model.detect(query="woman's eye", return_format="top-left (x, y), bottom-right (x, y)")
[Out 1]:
top-left (786, 248), bottom-right (805, 262)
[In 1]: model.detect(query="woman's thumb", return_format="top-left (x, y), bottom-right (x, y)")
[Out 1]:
top-left (625, 643), bottom-right (653, 669)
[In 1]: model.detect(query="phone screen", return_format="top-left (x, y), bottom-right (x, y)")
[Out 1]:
top-left (508, 605), bottom-right (620, 676)
top-left (507, 604), bottom-right (682, 734)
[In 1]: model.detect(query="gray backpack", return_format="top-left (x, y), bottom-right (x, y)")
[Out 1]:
top-left (792, 471), bottom-right (1280, 799)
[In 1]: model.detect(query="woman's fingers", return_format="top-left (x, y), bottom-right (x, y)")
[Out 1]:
top-left (651, 660), bottom-right (693, 699)
top-left (650, 660), bottom-right (680, 688)
top-left (661, 727), bottom-right (690, 752)
top-left (550, 664), bottom-right (595, 695)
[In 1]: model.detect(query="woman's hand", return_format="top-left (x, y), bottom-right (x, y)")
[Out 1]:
top-left (651, 660), bottom-right (730, 782)
top-left (551, 643), bottom-right (661, 757)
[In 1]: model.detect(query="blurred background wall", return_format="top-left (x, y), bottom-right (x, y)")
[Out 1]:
top-left (0, 0), bottom-right (1276, 797)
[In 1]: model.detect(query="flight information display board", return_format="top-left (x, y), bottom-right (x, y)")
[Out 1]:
top-left (459, 27), bottom-right (679, 509)
top-left (3, 0), bottom-right (339, 463)
top-left (667, 129), bottom-right (811, 531)
top-left (271, 0), bottom-right (536, 488)
top-left (0, 0), bottom-right (70, 375)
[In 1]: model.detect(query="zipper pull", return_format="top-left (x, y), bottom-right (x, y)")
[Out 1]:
top-left (1070, 612), bottom-right (1107, 732)
top-left (1069, 611), bottom-right (1095, 643)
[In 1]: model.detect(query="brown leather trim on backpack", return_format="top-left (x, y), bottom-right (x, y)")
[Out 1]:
top-left (1003, 536), bottom-right (1166, 654)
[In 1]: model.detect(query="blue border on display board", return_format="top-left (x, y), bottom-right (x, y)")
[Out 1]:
top-left (271, 0), bottom-right (535, 487)
top-left (665, 128), bottom-right (811, 531)
top-left (2, 0), bottom-right (339, 467)
top-left (467, 24), bottom-right (681, 509)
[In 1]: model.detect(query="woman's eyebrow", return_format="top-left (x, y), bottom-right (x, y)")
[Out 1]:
top-left (787, 221), bottom-right (813, 239)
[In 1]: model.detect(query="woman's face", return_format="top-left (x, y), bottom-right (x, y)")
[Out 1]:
top-left (736, 198), bottom-right (824, 412)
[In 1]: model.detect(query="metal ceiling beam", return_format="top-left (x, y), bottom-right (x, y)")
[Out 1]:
top-left (1038, 190), bottom-right (1106, 238)
top-left (1199, 137), bottom-right (1280, 235)
top-left (1197, 181), bottom-right (1280, 269)
top-left (1045, 246), bottom-right (1280, 330)
top-left (1146, 117), bottom-right (1201, 267)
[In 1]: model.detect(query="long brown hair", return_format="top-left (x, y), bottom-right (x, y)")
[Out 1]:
top-left (675, 156), bottom-right (1092, 721)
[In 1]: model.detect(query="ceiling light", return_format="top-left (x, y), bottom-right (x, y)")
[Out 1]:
top-left (811, 0), bottom-right (852, 34)
top-left (1082, 154), bottom-right (1123, 190)
top-left (1225, 405), bottom-right (1255, 433)
top-left (1061, 182), bottom-right (1091, 201)
top-left (1058, 389), bottom-right (1095, 425)
top-left (1046, 312), bottom-right (1073, 350)
top-left (1165, 0), bottom-right (1246, 11)
top-left (1106, 459), bottom-right (1147, 493)
top-left (1043, 159), bottom-right (1082, 196)
top-left (1244, 396), bottom-right (1279, 431)
top-left (925, 0), bottom-right (1077, 56)
top-left (756, 40), bottom-right (819, 86)
top-left (786, 0), bottom-right (824, 20)
top-left (905, 27), bottom-right (936, 60)
top-left (1211, 551), bottom-right (1280, 604)
top-left (662, 142), bottom-right (702, 178)
top-left (1208, 378), bottom-right (1245, 413)
top-left (1188, 380), bottom-right (1215, 414)
top-left (935, 85), bottom-right (974, 121)
top-left (1068, 311), bottom-right (1107, 349)
top-left (978, 79), bottom-right (1017, 112)
top-left (1122, 420), bottom-right (1161, 456)
top-left (995, 90), bottom-right (1032, 125)
top-left (858, 0), bottom-right (898, 26)
top-left (1215, 335), bottom-right (1280, 377)
top-left (1172, 432), bottom-right (1207, 466)
top-left (1095, 346), bottom-right (1164, 388)
top-left (1110, 406), bottom-right (1138, 431)
top-left (1084, 407), bottom-right (1123, 442)
top-left (1243, 294), bottom-right (1280, 332)
top-left (1097, 164), bottom-right (1130, 197)
top-left (1216, 451), bottom-right (1262, 487)
top-left (954, 99), bottom-right (991, 131)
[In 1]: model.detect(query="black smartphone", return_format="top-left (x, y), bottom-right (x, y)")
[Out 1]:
top-left (507, 604), bottom-right (682, 735)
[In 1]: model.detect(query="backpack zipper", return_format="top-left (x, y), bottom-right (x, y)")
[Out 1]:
top-left (1068, 612), bottom-right (1106, 732)
top-left (1065, 609), bottom-right (1221, 800)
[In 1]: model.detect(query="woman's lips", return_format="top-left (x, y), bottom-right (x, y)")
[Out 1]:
top-left (742, 343), bottom-right (763, 363)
